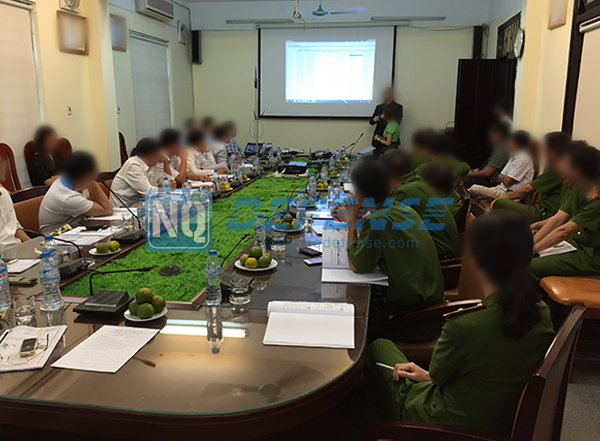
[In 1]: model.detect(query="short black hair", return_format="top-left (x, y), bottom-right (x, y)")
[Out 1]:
top-left (214, 124), bottom-right (229, 140)
top-left (569, 141), bottom-right (600, 180)
top-left (489, 120), bottom-right (511, 138)
top-left (134, 138), bottom-right (161, 158)
top-left (544, 131), bottom-right (571, 155)
top-left (428, 131), bottom-right (453, 156)
top-left (494, 98), bottom-right (514, 117)
top-left (411, 128), bottom-right (438, 150)
top-left (381, 150), bottom-right (412, 178)
top-left (201, 117), bottom-right (216, 130)
top-left (64, 151), bottom-right (96, 181)
top-left (159, 129), bottom-right (181, 148)
top-left (351, 160), bottom-right (390, 204)
top-left (420, 162), bottom-right (454, 196)
top-left (383, 103), bottom-right (398, 120)
top-left (509, 130), bottom-right (531, 149)
top-left (186, 130), bottom-right (204, 146)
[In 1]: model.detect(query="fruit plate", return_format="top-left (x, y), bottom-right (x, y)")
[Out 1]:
top-left (89, 247), bottom-right (120, 256)
top-left (124, 307), bottom-right (168, 322)
top-left (234, 259), bottom-right (278, 272)
top-left (271, 222), bottom-right (302, 232)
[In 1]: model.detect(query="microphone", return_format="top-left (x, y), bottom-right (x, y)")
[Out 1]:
top-left (101, 181), bottom-right (142, 230)
top-left (101, 181), bottom-right (144, 243)
top-left (221, 234), bottom-right (249, 266)
top-left (89, 267), bottom-right (153, 296)
top-left (53, 236), bottom-right (86, 278)
top-left (286, 186), bottom-right (298, 209)
top-left (159, 252), bottom-right (185, 276)
top-left (346, 133), bottom-right (364, 155)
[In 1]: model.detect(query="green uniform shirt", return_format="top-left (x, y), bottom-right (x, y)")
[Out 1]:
top-left (365, 294), bottom-right (555, 436)
top-left (347, 205), bottom-right (444, 312)
top-left (530, 167), bottom-right (563, 214)
top-left (410, 153), bottom-right (430, 172)
top-left (416, 155), bottom-right (470, 189)
top-left (390, 176), bottom-right (460, 259)
top-left (383, 121), bottom-right (400, 144)
top-left (559, 181), bottom-right (600, 249)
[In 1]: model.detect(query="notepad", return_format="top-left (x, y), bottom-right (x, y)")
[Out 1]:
top-left (320, 230), bottom-right (389, 286)
top-left (538, 241), bottom-right (577, 258)
top-left (7, 258), bottom-right (39, 274)
top-left (263, 301), bottom-right (355, 349)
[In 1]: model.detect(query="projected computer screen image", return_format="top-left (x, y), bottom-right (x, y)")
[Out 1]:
top-left (285, 40), bottom-right (376, 104)
top-left (260, 27), bottom-right (394, 118)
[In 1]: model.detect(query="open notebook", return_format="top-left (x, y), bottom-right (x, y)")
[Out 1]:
top-left (321, 230), bottom-right (389, 286)
top-left (263, 301), bottom-right (355, 349)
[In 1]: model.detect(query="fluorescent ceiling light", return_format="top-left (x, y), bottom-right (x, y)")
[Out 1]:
top-left (371, 16), bottom-right (446, 22)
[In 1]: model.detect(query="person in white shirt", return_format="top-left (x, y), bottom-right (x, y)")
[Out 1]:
top-left (186, 130), bottom-right (219, 178)
top-left (111, 138), bottom-right (174, 209)
top-left (39, 152), bottom-right (114, 235)
top-left (0, 157), bottom-right (30, 252)
top-left (469, 131), bottom-right (534, 204)
top-left (210, 124), bottom-right (230, 165)
top-left (201, 116), bottom-right (217, 146)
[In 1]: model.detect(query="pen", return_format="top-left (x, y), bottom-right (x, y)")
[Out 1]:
top-left (0, 329), bottom-right (11, 345)
top-left (376, 362), bottom-right (394, 371)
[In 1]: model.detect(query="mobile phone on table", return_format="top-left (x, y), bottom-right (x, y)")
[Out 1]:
top-left (20, 338), bottom-right (38, 357)
top-left (299, 247), bottom-right (321, 257)
top-left (303, 257), bottom-right (323, 266)
top-left (84, 225), bottom-right (106, 231)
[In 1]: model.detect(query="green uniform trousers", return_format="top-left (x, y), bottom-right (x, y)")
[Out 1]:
top-left (530, 243), bottom-right (600, 281)
top-left (492, 198), bottom-right (553, 224)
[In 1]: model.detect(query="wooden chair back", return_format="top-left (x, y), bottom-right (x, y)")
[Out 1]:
top-left (455, 214), bottom-right (483, 300)
top-left (0, 143), bottom-right (21, 192)
top-left (529, 140), bottom-right (541, 180)
top-left (57, 138), bottom-right (72, 159)
top-left (119, 132), bottom-right (128, 166)
top-left (511, 305), bottom-right (585, 441)
top-left (97, 171), bottom-right (118, 182)
top-left (455, 187), bottom-right (471, 236)
top-left (10, 186), bottom-right (49, 204)
top-left (23, 140), bottom-right (36, 175)
top-left (13, 195), bottom-right (44, 232)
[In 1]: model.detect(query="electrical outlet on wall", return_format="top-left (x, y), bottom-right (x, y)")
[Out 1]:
top-left (66, 104), bottom-right (72, 116)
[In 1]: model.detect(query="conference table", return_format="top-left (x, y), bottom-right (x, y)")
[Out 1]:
top-left (0, 170), bottom-right (372, 441)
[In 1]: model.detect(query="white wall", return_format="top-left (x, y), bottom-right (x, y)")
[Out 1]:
top-left (192, 27), bottom-right (472, 152)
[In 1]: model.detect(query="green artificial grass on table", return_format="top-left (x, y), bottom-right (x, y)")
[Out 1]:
top-left (61, 173), bottom-right (308, 302)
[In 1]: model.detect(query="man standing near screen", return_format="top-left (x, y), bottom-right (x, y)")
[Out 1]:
top-left (370, 87), bottom-right (403, 155)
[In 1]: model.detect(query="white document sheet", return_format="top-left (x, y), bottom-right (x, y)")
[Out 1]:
top-left (320, 230), bottom-right (389, 286)
top-left (263, 301), bottom-right (355, 349)
top-left (7, 258), bottom-right (39, 274)
top-left (57, 226), bottom-right (113, 246)
top-left (538, 241), bottom-right (577, 258)
top-left (52, 325), bottom-right (158, 373)
top-left (0, 325), bottom-right (67, 373)
top-left (87, 208), bottom-right (137, 221)
top-left (343, 183), bottom-right (354, 194)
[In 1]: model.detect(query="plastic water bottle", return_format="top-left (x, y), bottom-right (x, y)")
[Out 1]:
top-left (297, 190), bottom-right (305, 208)
top-left (329, 154), bottom-right (335, 169)
top-left (254, 214), bottom-right (266, 252)
top-left (308, 174), bottom-right (317, 198)
top-left (206, 306), bottom-right (223, 354)
top-left (297, 206), bottom-right (306, 227)
top-left (0, 254), bottom-right (10, 316)
top-left (321, 164), bottom-right (328, 181)
top-left (137, 198), bottom-right (146, 230)
top-left (212, 170), bottom-right (221, 195)
top-left (205, 250), bottom-right (222, 306)
top-left (336, 150), bottom-right (341, 162)
top-left (41, 235), bottom-right (59, 265)
top-left (161, 177), bottom-right (170, 192)
top-left (39, 250), bottom-right (63, 311)
top-left (253, 158), bottom-right (260, 174)
top-left (182, 179), bottom-right (192, 190)
top-left (277, 146), bottom-right (282, 162)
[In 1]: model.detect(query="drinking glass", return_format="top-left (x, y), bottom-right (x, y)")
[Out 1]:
top-left (124, 215), bottom-right (136, 232)
top-left (110, 217), bottom-right (125, 234)
top-left (270, 231), bottom-right (287, 252)
top-left (13, 294), bottom-right (36, 325)
top-left (230, 277), bottom-right (250, 306)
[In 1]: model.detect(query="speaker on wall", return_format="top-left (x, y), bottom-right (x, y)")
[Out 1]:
top-left (192, 30), bottom-right (202, 64)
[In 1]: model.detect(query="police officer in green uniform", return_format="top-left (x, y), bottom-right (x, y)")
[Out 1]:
top-left (344, 160), bottom-right (444, 342)
top-left (414, 130), bottom-right (470, 189)
top-left (364, 211), bottom-right (555, 436)
top-left (493, 132), bottom-right (571, 223)
top-left (382, 150), bottom-right (460, 260)
top-left (530, 142), bottom-right (600, 280)
top-left (409, 128), bottom-right (434, 172)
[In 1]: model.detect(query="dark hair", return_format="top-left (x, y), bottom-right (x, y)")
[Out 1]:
top-left (223, 121), bottom-right (236, 132)
top-left (382, 150), bottom-right (412, 178)
top-left (420, 162), bottom-right (454, 196)
top-left (489, 120), bottom-right (511, 138)
top-left (494, 97), bottom-right (514, 118)
top-left (383, 103), bottom-right (398, 120)
top-left (184, 118), bottom-right (198, 129)
top-left (568, 141), bottom-right (600, 180)
top-left (544, 131), bottom-right (571, 155)
top-left (351, 160), bottom-right (390, 204)
top-left (428, 132), bottom-right (453, 156)
top-left (186, 129), bottom-right (204, 146)
top-left (159, 129), bottom-right (181, 148)
top-left (411, 128), bottom-right (438, 150)
top-left (214, 124), bottom-right (229, 141)
top-left (469, 210), bottom-right (541, 339)
top-left (509, 130), bottom-right (531, 150)
top-left (201, 117), bottom-right (216, 131)
top-left (33, 125), bottom-right (58, 170)
top-left (134, 138), bottom-right (161, 158)
top-left (64, 151), bottom-right (96, 181)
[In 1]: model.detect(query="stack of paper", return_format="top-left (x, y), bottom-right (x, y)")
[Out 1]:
top-left (538, 241), bottom-right (577, 258)
top-left (263, 301), bottom-right (355, 349)
top-left (321, 230), bottom-right (389, 286)
top-left (7, 258), bottom-right (39, 274)
top-left (0, 325), bottom-right (67, 373)
top-left (87, 207), bottom-right (136, 221)
top-left (58, 226), bottom-right (113, 247)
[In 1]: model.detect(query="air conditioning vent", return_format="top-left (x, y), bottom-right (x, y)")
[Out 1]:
top-left (136, 0), bottom-right (175, 22)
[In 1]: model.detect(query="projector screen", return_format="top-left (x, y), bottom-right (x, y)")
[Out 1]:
top-left (260, 27), bottom-right (395, 118)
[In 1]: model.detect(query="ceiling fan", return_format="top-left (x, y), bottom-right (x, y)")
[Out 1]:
top-left (311, 0), bottom-right (367, 17)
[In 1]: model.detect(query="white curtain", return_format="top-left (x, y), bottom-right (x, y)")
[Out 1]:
top-left (130, 34), bottom-right (172, 141)
top-left (0, 1), bottom-right (41, 188)
top-left (573, 26), bottom-right (600, 149)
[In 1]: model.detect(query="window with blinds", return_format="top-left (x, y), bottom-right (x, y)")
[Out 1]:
top-left (130, 34), bottom-right (172, 141)
top-left (0, 1), bottom-right (42, 189)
